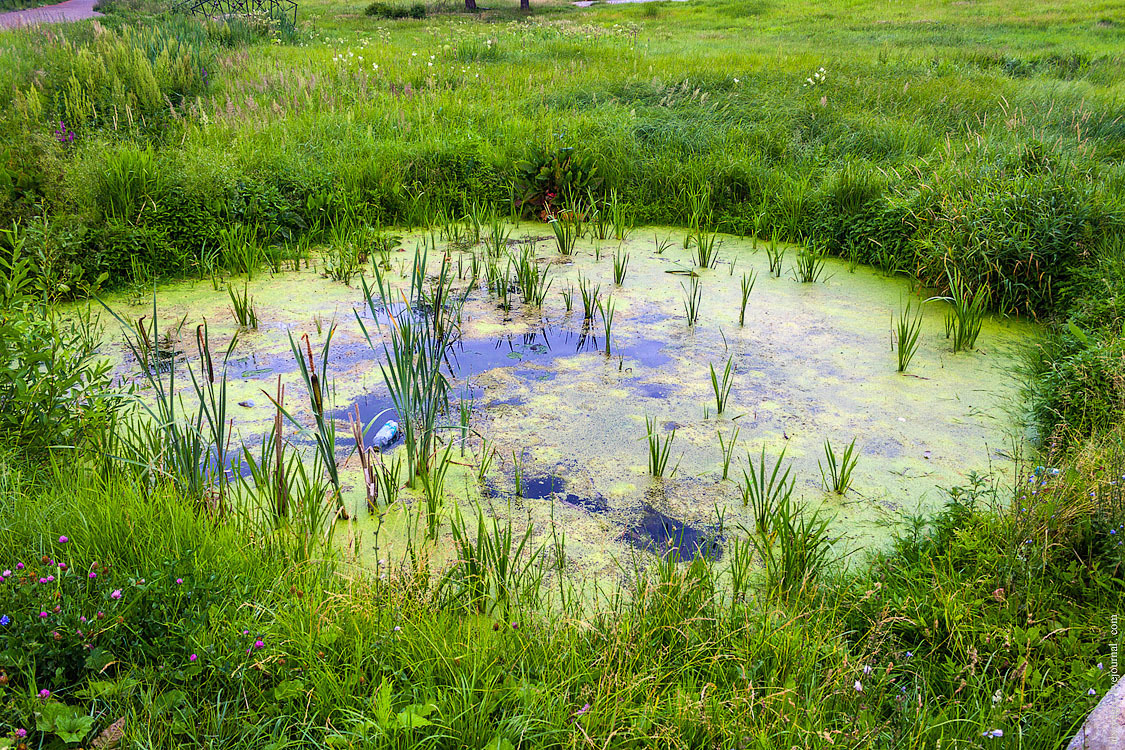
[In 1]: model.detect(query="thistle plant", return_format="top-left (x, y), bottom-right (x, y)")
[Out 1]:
top-left (895, 299), bottom-right (924, 372)
top-left (739, 271), bottom-right (756, 326)
top-left (820, 437), bottom-right (858, 495)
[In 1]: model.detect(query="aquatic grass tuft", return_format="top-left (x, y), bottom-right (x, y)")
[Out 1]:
top-left (599, 296), bottom-right (615, 356)
top-left (820, 437), bottom-right (858, 495)
top-left (710, 356), bottom-right (735, 415)
top-left (941, 269), bottom-right (988, 352)
top-left (612, 247), bottom-right (629, 285)
top-left (227, 281), bottom-right (258, 329)
top-left (792, 244), bottom-right (827, 283)
top-left (514, 245), bottom-right (552, 306)
top-left (765, 238), bottom-right (785, 278)
top-left (690, 228), bottom-right (720, 269)
top-left (654, 234), bottom-right (674, 254)
top-left (895, 298), bottom-right (924, 372)
top-left (645, 415), bottom-right (676, 478)
top-left (718, 426), bottom-right (740, 480)
top-left (579, 275), bottom-right (601, 322)
top-left (739, 271), bottom-right (756, 326)
top-left (681, 276), bottom-right (702, 327)
top-left (739, 445), bottom-right (795, 533)
top-left (549, 214), bottom-right (578, 256)
top-left (561, 282), bottom-right (574, 313)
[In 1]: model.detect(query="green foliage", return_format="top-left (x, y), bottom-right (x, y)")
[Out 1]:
top-left (0, 237), bottom-right (111, 455)
top-left (365, 1), bottom-right (426, 19)
top-left (513, 146), bottom-right (601, 219)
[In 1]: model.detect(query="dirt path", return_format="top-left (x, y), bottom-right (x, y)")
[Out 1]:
top-left (0, 0), bottom-right (102, 28)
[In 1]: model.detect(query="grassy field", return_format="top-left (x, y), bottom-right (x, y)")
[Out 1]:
top-left (1, 0), bottom-right (1124, 747)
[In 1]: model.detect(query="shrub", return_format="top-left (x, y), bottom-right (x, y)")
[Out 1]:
top-left (365, 1), bottom-right (426, 19)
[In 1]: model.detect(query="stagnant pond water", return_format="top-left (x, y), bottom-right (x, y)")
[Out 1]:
top-left (90, 229), bottom-right (1035, 573)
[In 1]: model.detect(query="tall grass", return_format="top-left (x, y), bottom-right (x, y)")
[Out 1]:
top-left (895, 298), bottom-right (923, 372)
top-left (645, 415), bottom-right (676, 477)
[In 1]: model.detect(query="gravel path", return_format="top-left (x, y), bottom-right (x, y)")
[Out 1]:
top-left (0, 0), bottom-right (102, 28)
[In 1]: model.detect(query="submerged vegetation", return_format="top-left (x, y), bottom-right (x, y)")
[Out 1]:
top-left (0, 0), bottom-right (1123, 746)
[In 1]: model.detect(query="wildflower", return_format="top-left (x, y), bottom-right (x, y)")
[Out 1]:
top-left (393, 626), bottom-right (401, 632)
top-left (575, 703), bottom-right (591, 717)
top-left (905, 651), bottom-right (913, 658)
top-left (854, 680), bottom-right (863, 692)
top-left (0, 615), bottom-right (8, 626)
top-left (38, 689), bottom-right (50, 700)
top-left (58, 536), bottom-right (68, 544)
top-left (16, 563), bottom-right (23, 570)
top-left (253, 640), bottom-right (265, 650)
top-left (2, 570), bottom-right (9, 576)
top-left (15, 728), bottom-right (26, 738)
top-left (982, 729), bottom-right (1004, 738)
top-left (1098, 663), bottom-right (1104, 670)
top-left (110, 590), bottom-right (122, 600)
top-left (862, 665), bottom-right (873, 675)
top-left (1089, 688), bottom-right (1098, 696)
top-left (89, 572), bottom-right (97, 579)
top-left (176, 578), bottom-right (183, 585)
top-left (39, 611), bottom-right (48, 618)
top-left (46, 575), bottom-right (54, 583)
top-left (189, 654), bottom-right (198, 662)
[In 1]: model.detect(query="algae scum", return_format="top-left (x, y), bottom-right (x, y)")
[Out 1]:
top-left (98, 229), bottom-right (1034, 572)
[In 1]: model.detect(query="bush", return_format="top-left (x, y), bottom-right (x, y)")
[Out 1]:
top-left (0, 231), bottom-right (112, 455)
top-left (365, 1), bottom-right (426, 19)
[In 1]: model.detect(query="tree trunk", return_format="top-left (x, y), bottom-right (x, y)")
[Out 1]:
top-left (465, 0), bottom-right (477, 10)
top-left (520, 0), bottom-right (529, 9)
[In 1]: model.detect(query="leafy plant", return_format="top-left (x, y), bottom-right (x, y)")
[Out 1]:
top-left (228, 281), bottom-right (258, 329)
top-left (739, 271), bottom-right (756, 326)
top-left (612, 246), bottom-right (629, 285)
top-left (681, 275), bottom-right (702, 327)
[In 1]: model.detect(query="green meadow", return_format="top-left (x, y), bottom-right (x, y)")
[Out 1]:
top-left (0, 0), bottom-right (1123, 746)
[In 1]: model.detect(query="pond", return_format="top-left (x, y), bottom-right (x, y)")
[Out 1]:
top-left (92, 228), bottom-right (1035, 573)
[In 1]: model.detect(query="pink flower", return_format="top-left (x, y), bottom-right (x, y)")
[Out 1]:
top-left (854, 680), bottom-right (863, 692)
top-left (38, 689), bottom-right (50, 699)
top-left (15, 728), bottom-right (26, 738)
top-left (110, 589), bottom-right (122, 600)
top-left (58, 536), bottom-right (68, 544)
top-left (189, 654), bottom-right (198, 662)
top-left (176, 578), bottom-right (183, 585)
top-left (39, 611), bottom-right (48, 618)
